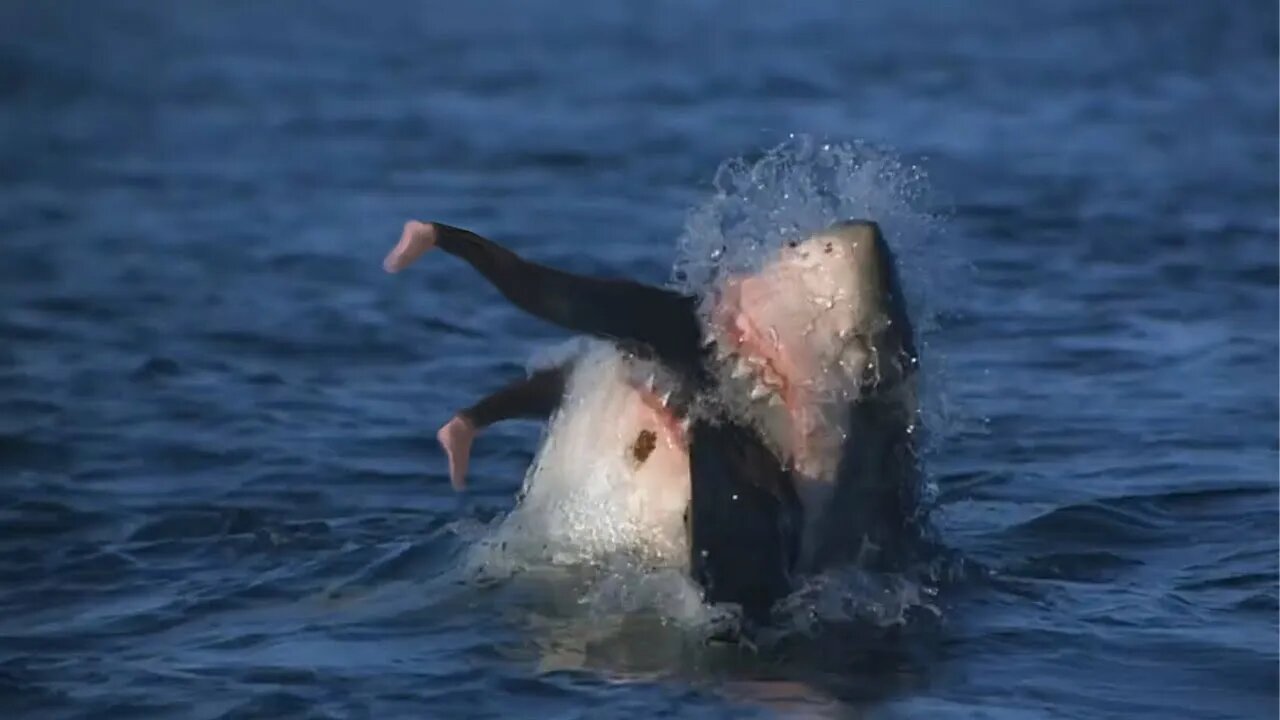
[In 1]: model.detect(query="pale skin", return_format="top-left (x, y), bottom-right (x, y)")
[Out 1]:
top-left (385, 221), bottom-right (466, 487)
top-left (384, 220), bottom-right (440, 274)
top-left (436, 414), bottom-right (475, 492)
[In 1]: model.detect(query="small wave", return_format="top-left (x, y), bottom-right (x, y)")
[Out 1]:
top-left (1176, 570), bottom-right (1277, 592)
top-left (1000, 485), bottom-right (1278, 552)
top-left (999, 500), bottom-right (1167, 547)
top-left (1232, 592), bottom-right (1278, 614)
top-left (25, 295), bottom-right (120, 323)
top-left (126, 505), bottom-right (275, 543)
top-left (0, 432), bottom-right (67, 472)
top-left (418, 315), bottom-right (485, 339)
top-left (130, 356), bottom-right (182, 381)
top-left (220, 690), bottom-right (312, 719)
top-left (1113, 485), bottom-right (1277, 516)
top-left (0, 318), bottom-right (61, 343)
top-left (55, 546), bottom-right (141, 585)
top-left (200, 328), bottom-right (419, 364)
top-left (0, 499), bottom-right (108, 539)
top-left (1005, 550), bottom-right (1144, 584)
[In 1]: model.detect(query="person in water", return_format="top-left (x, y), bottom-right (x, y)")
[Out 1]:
top-left (386, 218), bottom-right (921, 622)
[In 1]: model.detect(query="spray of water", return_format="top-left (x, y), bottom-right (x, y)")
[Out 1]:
top-left (673, 135), bottom-right (959, 448)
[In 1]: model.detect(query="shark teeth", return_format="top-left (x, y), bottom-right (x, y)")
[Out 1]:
top-left (730, 359), bottom-right (752, 379)
top-left (759, 366), bottom-right (781, 387)
top-left (750, 383), bottom-right (771, 401)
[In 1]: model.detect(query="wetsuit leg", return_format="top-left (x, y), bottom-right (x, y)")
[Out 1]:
top-left (438, 364), bottom-right (569, 491)
top-left (432, 224), bottom-right (703, 369)
top-left (461, 366), bottom-right (568, 428)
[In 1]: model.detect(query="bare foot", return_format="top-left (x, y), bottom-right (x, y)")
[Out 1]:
top-left (384, 220), bottom-right (438, 273)
top-left (436, 414), bottom-right (476, 491)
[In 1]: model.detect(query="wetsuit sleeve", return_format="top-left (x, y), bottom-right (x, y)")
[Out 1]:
top-left (433, 223), bottom-right (703, 366)
top-left (459, 366), bottom-right (567, 428)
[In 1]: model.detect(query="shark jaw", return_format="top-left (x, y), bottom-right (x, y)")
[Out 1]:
top-left (704, 222), bottom-right (912, 476)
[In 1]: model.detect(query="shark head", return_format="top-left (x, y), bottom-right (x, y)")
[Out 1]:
top-left (704, 220), bottom-right (918, 482)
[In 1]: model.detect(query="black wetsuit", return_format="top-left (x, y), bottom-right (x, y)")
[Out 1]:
top-left (459, 366), bottom-right (566, 429)
top-left (459, 350), bottom-right (677, 470)
top-left (433, 224), bottom-right (801, 622)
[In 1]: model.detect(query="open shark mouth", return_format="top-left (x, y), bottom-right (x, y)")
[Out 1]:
top-left (621, 357), bottom-right (691, 449)
top-left (695, 221), bottom-right (923, 575)
top-left (701, 222), bottom-right (909, 483)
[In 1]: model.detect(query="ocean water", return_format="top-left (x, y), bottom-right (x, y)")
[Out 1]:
top-left (2, 1), bottom-right (1277, 718)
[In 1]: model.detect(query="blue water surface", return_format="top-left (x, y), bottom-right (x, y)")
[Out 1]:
top-left (2, 2), bottom-right (1277, 718)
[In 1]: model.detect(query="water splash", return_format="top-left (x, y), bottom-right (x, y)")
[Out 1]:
top-left (672, 136), bottom-right (941, 299)
top-left (671, 135), bottom-right (961, 451)
top-left (770, 565), bottom-right (943, 635)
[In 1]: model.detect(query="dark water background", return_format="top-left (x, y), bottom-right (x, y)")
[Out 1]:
top-left (2, 1), bottom-right (1277, 718)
